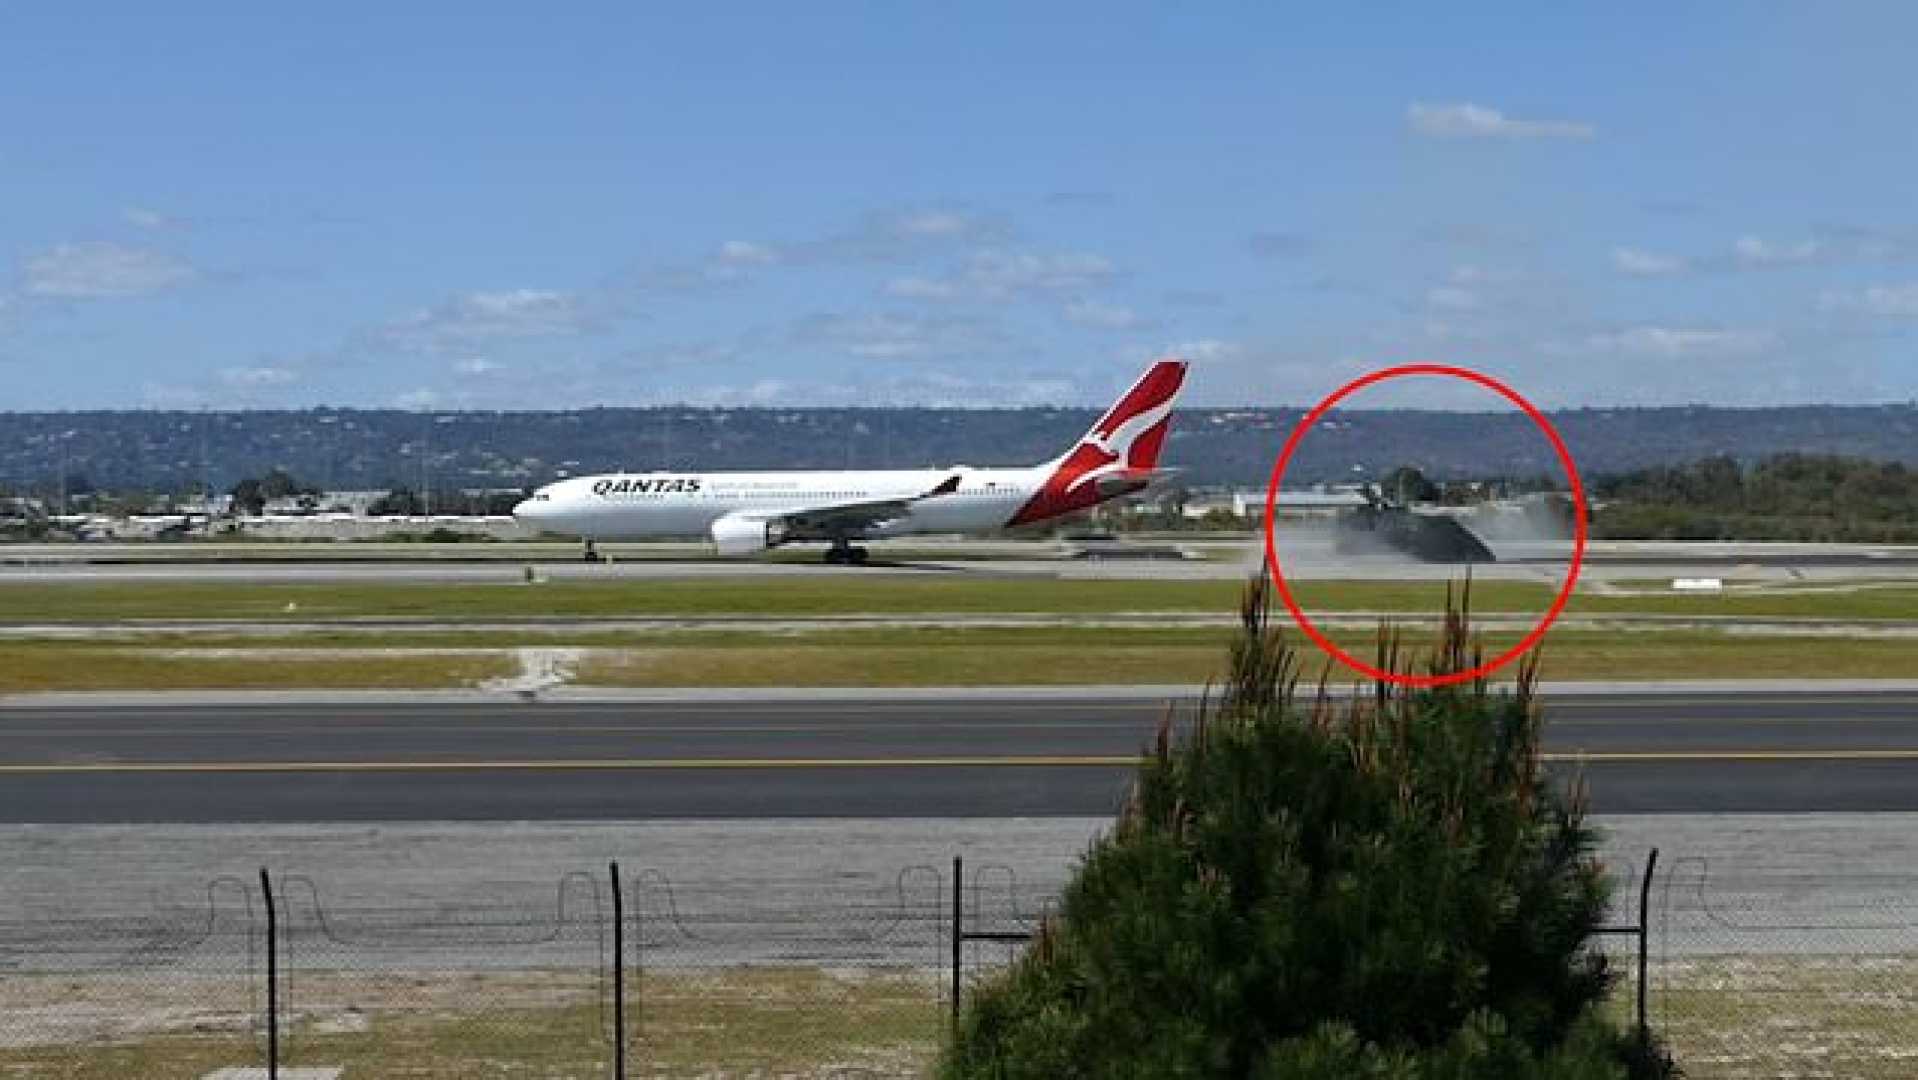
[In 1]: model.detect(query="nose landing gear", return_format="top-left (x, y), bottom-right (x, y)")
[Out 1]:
top-left (582, 540), bottom-right (603, 563)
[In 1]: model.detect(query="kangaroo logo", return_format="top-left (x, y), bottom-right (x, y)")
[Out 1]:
top-left (1008, 360), bottom-right (1186, 526)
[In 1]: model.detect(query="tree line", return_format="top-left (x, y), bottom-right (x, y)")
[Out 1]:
top-left (1592, 453), bottom-right (1918, 542)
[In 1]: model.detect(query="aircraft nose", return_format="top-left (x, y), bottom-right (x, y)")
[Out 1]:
top-left (512, 498), bottom-right (543, 524)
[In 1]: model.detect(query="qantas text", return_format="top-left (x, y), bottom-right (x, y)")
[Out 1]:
top-left (592, 477), bottom-right (703, 495)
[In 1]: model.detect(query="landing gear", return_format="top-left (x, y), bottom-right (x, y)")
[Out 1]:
top-left (824, 542), bottom-right (870, 566)
top-left (582, 540), bottom-right (603, 564)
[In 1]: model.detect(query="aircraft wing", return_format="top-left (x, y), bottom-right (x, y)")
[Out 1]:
top-left (766, 473), bottom-right (963, 539)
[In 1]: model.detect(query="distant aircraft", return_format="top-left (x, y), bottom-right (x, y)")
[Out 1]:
top-left (1332, 480), bottom-right (1497, 564)
top-left (513, 359), bottom-right (1188, 563)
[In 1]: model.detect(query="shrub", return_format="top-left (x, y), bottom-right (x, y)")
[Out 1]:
top-left (942, 576), bottom-right (1677, 1079)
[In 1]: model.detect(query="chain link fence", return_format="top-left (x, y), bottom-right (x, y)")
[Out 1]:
top-left (0, 853), bottom-right (1911, 1077)
top-left (1650, 856), bottom-right (1918, 1079)
top-left (624, 864), bottom-right (952, 1077)
top-left (0, 874), bottom-right (266, 1078)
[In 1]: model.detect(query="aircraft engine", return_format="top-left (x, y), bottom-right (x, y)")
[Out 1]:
top-left (709, 515), bottom-right (785, 556)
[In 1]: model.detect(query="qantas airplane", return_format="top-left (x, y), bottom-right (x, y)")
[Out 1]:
top-left (512, 358), bottom-right (1188, 563)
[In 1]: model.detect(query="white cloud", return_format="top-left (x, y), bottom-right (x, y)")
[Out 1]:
top-left (790, 310), bottom-right (998, 360)
top-left (624, 262), bottom-right (750, 293)
top-left (879, 250), bottom-right (1118, 303)
top-left (1063, 300), bottom-right (1146, 329)
top-left (1732, 235), bottom-right (1820, 268)
top-left (122, 206), bottom-right (189, 231)
top-left (964, 250), bottom-right (1116, 299)
top-left (613, 207), bottom-right (1007, 300)
top-left (1407, 102), bottom-right (1595, 140)
top-left (1820, 283), bottom-right (1918, 317)
top-left (788, 208), bottom-right (1009, 263)
top-left (1618, 235), bottom-right (1838, 278)
top-left (1613, 247), bottom-right (1687, 276)
top-left (885, 276), bottom-right (963, 300)
top-left (1447, 264), bottom-right (1498, 285)
top-left (620, 341), bottom-right (745, 369)
top-left (394, 388), bottom-right (442, 409)
top-left (1162, 339), bottom-right (1242, 362)
top-left (454, 357), bottom-right (503, 375)
top-left (378, 288), bottom-right (600, 353)
top-left (1583, 326), bottom-right (1778, 357)
top-left (894, 211), bottom-right (970, 238)
top-left (23, 242), bottom-right (196, 298)
top-left (678, 379), bottom-right (791, 406)
top-left (666, 368), bottom-right (1085, 409)
top-left (896, 371), bottom-right (1080, 407)
top-left (219, 366), bottom-right (297, 387)
top-left (715, 240), bottom-right (779, 266)
top-left (1425, 286), bottom-right (1480, 311)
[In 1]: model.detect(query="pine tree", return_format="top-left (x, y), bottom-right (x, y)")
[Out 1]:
top-left (942, 576), bottom-right (1677, 1079)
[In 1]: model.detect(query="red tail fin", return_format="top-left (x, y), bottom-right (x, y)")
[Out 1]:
top-left (1087, 358), bottom-right (1185, 470)
top-left (1008, 359), bottom-right (1188, 526)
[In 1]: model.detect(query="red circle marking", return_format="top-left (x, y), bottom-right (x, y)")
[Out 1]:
top-left (1261, 363), bottom-right (1588, 688)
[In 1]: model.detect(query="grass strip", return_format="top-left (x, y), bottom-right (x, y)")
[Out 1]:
top-left (0, 968), bottom-right (939, 1079)
top-left (6, 577), bottom-right (1918, 624)
top-left (0, 646), bottom-right (513, 692)
top-left (1635, 954), bottom-right (1918, 1080)
top-left (1, 957), bottom-right (1910, 1079)
top-left (1, 624), bottom-right (1913, 692)
top-left (568, 630), bottom-right (1918, 686)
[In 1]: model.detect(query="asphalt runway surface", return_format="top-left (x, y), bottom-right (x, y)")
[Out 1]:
top-left (1, 689), bottom-right (1914, 821)
top-left (5, 538), bottom-right (1916, 584)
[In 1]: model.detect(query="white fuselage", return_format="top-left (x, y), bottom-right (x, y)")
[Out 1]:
top-left (510, 356), bottom-right (1188, 553)
top-left (514, 466), bottom-right (1049, 542)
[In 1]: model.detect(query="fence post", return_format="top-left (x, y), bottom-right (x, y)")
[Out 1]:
top-left (610, 861), bottom-right (625, 1080)
top-left (1637, 847), bottom-right (1659, 1042)
top-left (259, 867), bottom-right (278, 1080)
top-left (950, 855), bottom-right (963, 1034)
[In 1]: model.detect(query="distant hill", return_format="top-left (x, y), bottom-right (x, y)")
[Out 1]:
top-left (3, 403), bottom-right (1916, 495)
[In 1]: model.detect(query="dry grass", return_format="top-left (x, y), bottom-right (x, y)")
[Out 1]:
top-left (0, 645), bottom-right (513, 693)
top-left (0, 968), bottom-right (941, 1079)
top-left (3, 958), bottom-right (1916, 1078)
top-left (1644, 954), bottom-right (1918, 1079)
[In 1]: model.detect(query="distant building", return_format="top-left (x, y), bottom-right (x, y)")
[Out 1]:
top-left (1261, 486), bottom-right (1370, 516)
top-left (229, 514), bottom-right (531, 540)
top-left (1170, 485), bottom-right (1371, 521)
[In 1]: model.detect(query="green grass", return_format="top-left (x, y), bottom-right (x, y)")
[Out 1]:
top-left (2, 622), bottom-right (1914, 692)
top-left (5, 577), bottom-right (1918, 624)
top-left (0, 578), bottom-right (1240, 622)
top-left (569, 629), bottom-right (1918, 685)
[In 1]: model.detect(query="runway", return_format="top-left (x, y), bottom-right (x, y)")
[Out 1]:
top-left (4, 538), bottom-right (1916, 584)
top-left (0, 689), bottom-right (1913, 821)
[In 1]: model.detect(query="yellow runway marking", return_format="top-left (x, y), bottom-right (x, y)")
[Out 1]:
top-left (1542, 749), bottom-right (1918, 762)
top-left (1550, 696), bottom-right (1918, 709)
top-left (0, 755), bottom-right (1145, 774)
top-left (1, 749), bottom-right (1917, 773)
top-left (0, 716), bottom-right (1910, 740)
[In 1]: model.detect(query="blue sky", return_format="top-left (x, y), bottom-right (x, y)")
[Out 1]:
top-left (3, 3), bottom-right (1915, 410)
